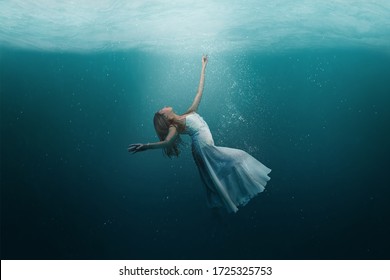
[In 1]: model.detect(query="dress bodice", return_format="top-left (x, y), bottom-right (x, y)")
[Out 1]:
top-left (183, 113), bottom-right (214, 147)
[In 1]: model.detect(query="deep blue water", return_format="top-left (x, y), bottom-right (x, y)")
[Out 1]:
top-left (1, 47), bottom-right (389, 259)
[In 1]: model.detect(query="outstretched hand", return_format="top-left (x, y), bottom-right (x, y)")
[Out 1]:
top-left (202, 55), bottom-right (208, 67)
top-left (128, 143), bottom-right (147, 154)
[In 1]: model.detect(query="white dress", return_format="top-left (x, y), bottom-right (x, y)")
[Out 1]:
top-left (183, 113), bottom-right (271, 213)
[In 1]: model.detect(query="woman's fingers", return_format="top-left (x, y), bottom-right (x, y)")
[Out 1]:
top-left (202, 55), bottom-right (208, 65)
top-left (128, 144), bottom-right (140, 153)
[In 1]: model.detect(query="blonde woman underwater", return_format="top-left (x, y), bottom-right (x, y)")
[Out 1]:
top-left (129, 55), bottom-right (271, 213)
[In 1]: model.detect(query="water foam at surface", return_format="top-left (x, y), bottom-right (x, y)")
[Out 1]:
top-left (1, 0), bottom-right (389, 53)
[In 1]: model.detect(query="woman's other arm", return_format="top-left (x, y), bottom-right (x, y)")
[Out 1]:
top-left (185, 55), bottom-right (208, 114)
top-left (128, 126), bottom-right (178, 153)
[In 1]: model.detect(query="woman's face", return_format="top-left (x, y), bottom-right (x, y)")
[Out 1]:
top-left (159, 106), bottom-right (173, 116)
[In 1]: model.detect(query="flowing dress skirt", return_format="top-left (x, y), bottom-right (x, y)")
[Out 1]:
top-left (192, 144), bottom-right (271, 213)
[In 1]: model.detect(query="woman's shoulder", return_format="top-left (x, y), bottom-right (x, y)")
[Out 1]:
top-left (183, 111), bottom-right (199, 118)
top-left (175, 112), bottom-right (198, 133)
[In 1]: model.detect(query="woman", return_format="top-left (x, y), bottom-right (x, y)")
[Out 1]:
top-left (128, 55), bottom-right (271, 213)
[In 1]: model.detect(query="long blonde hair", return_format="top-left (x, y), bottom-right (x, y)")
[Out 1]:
top-left (153, 112), bottom-right (183, 158)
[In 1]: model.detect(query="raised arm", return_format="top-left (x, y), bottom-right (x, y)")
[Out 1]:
top-left (128, 125), bottom-right (178, 154)
top-left (185, 55), bottom-right (208, 114)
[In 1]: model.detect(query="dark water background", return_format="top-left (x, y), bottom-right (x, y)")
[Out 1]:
top-left (1, 47), bottom-right (389, 259)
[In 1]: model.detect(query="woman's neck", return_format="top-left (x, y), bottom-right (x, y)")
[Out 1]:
top-left (170, 114), bottom-right (186, 130)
